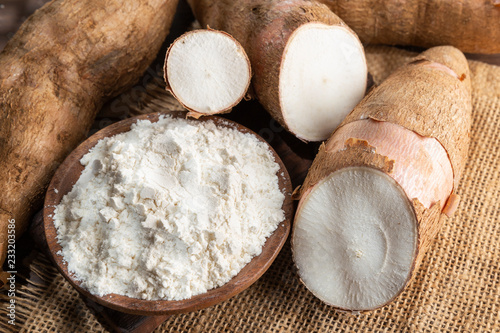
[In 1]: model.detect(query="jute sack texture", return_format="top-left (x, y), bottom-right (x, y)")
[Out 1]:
top-left (1, 45), bottom-right (499, 333)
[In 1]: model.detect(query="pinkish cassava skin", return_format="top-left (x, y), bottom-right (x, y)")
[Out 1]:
top-left (295, 46), bottom-right (472, 310)
top-left (326, 120), bottom-right (454, 211)
top-left (318, 0), bottom-right (500, 54)
top-left (0, 0), bottom-right (179, 283)
top-left (186, 0), bottom-right (365, 139)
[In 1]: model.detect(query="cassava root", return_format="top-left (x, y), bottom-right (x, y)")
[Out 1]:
top-left (292, 46), bottom-right (472, 311)
top-left (187, 0), bottom-right (368, 141)
top-left (319, 0), bottom-right (500, 54)
top-left (0, 0), bottom-right (179, 282)
top-left (164, 29), bottom-right (251, 117)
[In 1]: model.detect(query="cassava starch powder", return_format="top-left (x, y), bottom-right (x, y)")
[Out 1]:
top-left (53, 116), bottom-right (285, 300)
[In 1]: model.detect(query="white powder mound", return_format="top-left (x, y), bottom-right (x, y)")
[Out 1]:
top-left (53, 116), bottom-right (285, 301)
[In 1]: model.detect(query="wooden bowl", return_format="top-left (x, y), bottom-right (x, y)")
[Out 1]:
top-left (43, 112), bottom-right (293, 316)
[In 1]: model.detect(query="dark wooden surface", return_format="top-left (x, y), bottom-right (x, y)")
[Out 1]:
top-left (465, 52), bottom-right (500, 66)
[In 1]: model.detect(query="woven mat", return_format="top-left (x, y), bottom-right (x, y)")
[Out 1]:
top-left (1, 45), bottom-right (499, 332)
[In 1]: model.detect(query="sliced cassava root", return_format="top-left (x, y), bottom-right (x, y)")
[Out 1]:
top-left (292, 46), bottom-right (472, 311)
top-left (280, 23), bottom-right (367, 141)
top-left (319, 0), bottom-right (500, 54)
top-left (0, 0), bottom-right (178, 282)
top-left (294, 167), bottom-right (417, 310)
top-left (164, 29), bottom-right (251, 116)
top-left (187, 0), bottom-right (367, 141)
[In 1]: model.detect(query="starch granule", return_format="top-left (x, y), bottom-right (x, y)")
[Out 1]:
top-left (53, 116), bottom-right (285, 300)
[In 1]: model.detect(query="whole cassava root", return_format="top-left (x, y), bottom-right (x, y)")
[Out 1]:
top-left (292, 46), bottom-right (472, 311)
top-left (0, 0), bottom-right (178, 281)
top-left (319, 0), bottom-right (500, 54)
top-left (187, 0), bottom-right (368, 142)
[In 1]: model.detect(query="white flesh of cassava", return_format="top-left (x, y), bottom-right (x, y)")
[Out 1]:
top-left (166, 30), bottom-right (250, 114)
top-left (280, 23), bottom-right (367, 142)
top-left (293, 167), bottom-right (417, 310)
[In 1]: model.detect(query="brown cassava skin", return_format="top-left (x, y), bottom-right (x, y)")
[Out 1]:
top-left (0, 0), bottom-right (179, 278)
top-left (318, 0), bottom-right (500, 54)
top-left (187, 0), bottom-right (360, 137)
top-left (297, 46), bottom-right (472, 310)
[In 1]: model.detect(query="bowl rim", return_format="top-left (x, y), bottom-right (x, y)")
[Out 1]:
top-left (43, 111), bottom-right (293, 316)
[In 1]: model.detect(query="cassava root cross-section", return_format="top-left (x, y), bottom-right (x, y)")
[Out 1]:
top-left (187, 0), bottom-right (367, 141)
top-left (0, 0), bottom-right (178, 283)
top-left (164, 29), bottom-right (251, 117)
top-left (292, 46), bottom-right (472, 311)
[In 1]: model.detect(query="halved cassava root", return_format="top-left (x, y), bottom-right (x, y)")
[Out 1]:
top-left (292, 46), bottom-right (472, 311)
top-left (187, 0), bottom-right (367, 141)
top-left (164, 29), bottom-right (251, 117)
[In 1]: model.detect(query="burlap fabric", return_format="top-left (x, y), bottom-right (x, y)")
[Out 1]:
top-left (1, 45), bottom-right (499, 332)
